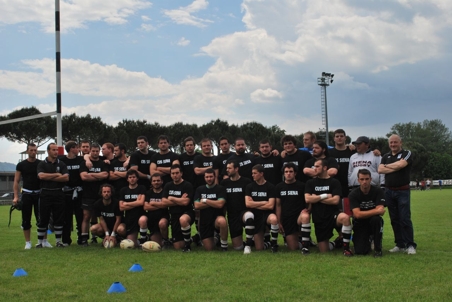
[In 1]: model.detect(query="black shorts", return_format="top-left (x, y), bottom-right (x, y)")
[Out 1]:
top-left (170, 210), bottom-right (195, 242)
top-left (81, 198), bottom-right (96, 211)
top-left (125, 216), bottom-right (141, 236)
top-left (314, 211), bottom-right (340, 242)
top-left (228, 212), bottom-right (244, 239)
top-left (199, 212), bottom-right (225, 240)
top-left (147, 209), bottom-right (170, 234)
top-left (281, 213), bottom-right (300, 236)
top-left (248, 210), bottom-right (271, 234)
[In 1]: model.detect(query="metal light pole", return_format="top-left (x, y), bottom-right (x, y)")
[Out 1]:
top-left (55, 0), bottom-right (63, 154)
top-left (317, 72), bottom-right (334, 146)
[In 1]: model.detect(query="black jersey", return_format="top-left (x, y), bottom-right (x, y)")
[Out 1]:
top-left (215, 152), bottom-right (233, 181)
top-left (120, 185), bottom-right (146, 222)
top-left (329, 147), bottom-right (355, 197)
top-left (221, 177), bottom-right (252, 215)
top-left (93, 198), bottom-right (122, 228)
top-left (254, 154), bottom-right (283, 185)
top-left (275, 181), bottom-right (306, 218)
top-left (194, 184), bottom-right (226, 218)
top-left (145, 189), bottom-right (168, 217)
top-left (37, 158), bottom-right (69, 190)
top-left (245, 181), bottom-right (277, 220)
top-left (380, 149), bottom-right (412, 187)
top-left (80, 159), bottom-right (108, 199)
top-left (129, 150), bottom-right (156, 186)
top-left (349, 186), bottom-right (385, 223)
top-left (282, 150), bottom-right (312, 183)
top-left (162, 180), bottom-right (194, 215)
top-left (60, 156), bottom-right (84, 188)
top-left (109, 158), bottom-right (129, 194)
top-left (151, 151), bottom-right (179, 184)
top-left (179, 152), bottom-right (198, 186)
top-left (224, 153), bottom-right (255, 179)
top-left (305, 177), bottom-right (342, 224)
top-left (16, 159), bottom-right (41, 190)
top-left (193, 154), bottom-right (217, 187)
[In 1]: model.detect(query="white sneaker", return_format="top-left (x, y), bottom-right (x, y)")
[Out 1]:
top-left (389, 246), bottom-right (405, 253)
top-left (243, 246), bottom-right (251, 254)
top-left (42, 240), bottom-right (53, 248)
top-left (406, 246), bottom-right (416, 255)
top-left (24, 242), bottom-right (32, 250)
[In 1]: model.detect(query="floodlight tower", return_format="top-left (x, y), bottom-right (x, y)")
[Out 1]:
top-left (317, 72), bottom-right (334, 146)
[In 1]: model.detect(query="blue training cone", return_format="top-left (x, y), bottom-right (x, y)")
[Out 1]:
top-left (128, 263), bottom-right (143, 272)
top-left (13, 268), bottom-right (28, 277)
top-left (107, 282), bottom-right (126, 293)
top-left (47, 229), bottom-right (53, 235)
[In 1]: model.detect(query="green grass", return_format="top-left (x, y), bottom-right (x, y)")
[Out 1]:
top-left (1, 190), bottom-right (452, 301)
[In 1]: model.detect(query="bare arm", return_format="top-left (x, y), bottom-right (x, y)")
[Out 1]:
top-left (327, 168), bottom-right (338, 177)
top-left (352, 205), bottom-right (385, 220)
top-left (378, 159), bottom-right (408, 174)
top-left (130, 165), bottom-right (150, 180)
top-left (303, 167), bottom-right (316, 178)
top-left (91, 171), bottom-right (109, 180)
top-left (13, 171), bottom-right (21, 204)
top-left (119, 194), bottom-right (145, 211)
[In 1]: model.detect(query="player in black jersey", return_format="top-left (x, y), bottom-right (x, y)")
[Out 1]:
top-left (193, 138), bottom-right (218, 187)
top-left (275, 163), bottom-right (311, 253)
top-left (194, 169), bottom-right (228, 251)
top-left (13, 143), bottom-right (46, 249)
top-left (119, 169), bottom-right (146, 247)
top-left (60, 141), bottom-right (85, 246)
top-left (215, 136), bottom-right (233, 182)
top-left (280, 135), bottom-right (312, 183)
top-left (139, 173), bottom-right (170, 247)
top-left (162, 164), bottom-right (195, 252)
top-left (243, 165), bottom-right (279, 254)
top-left (305, 159), bottom-right (353, 256)
top-left (91, 184), bottom-right (125, 246)
top-left (109, 143), bottom-right (129, 199)
top-left (221, 160), bottom-right (252, 250)
top-left (303, 141), bottom-right (339, 178)
top-left (223, 138), bottom-right (255, 180)
top-left (79, 144), bottom-right (109, 246)
top-left (129, 136), bottom-right (156, 187)
top-left (179, 136), bottom-right (198, 187)
top-left (150, 135), bottom-right (180, 185)
top-left (255, 139), bottom-right (282, 185)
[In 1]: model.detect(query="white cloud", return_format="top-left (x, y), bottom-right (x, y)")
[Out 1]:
top-left (141, 15), bottom-right (151, 21)
top-left (250, 88), bottom-right (283, 103)
top-left (0, 0), bottom-right (152, 32)
top-left (140, 23), bottom-right (156, 32)
top-left (163, 0), bottom-right (213, 28)
top-left (177, 37), bottom-right (190, 46)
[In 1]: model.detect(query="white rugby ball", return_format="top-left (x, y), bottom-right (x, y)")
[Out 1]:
top-left (103, 239), bottom-right (116, 249)
top-left (120, 239), bottom-right (135, 249)
top-left (142, 241), bottom-right (161, 252)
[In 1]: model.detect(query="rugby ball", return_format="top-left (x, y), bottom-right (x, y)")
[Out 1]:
top-left (142, 241), bottom-right (161, 252)
top-left (103, 239), bottom-right (116, 249)
top-left (120, 239), bottom-right (135, 249)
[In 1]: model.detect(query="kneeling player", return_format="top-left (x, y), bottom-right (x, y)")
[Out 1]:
top-left (276, 163), bottom-right (311, 254)
top-left (243, 165), bottom-right (279, 254)
top-left (119, 170), bottom-right (146, 247)
top-left (349, 169), bottom-right (385, 257)
top-left (305, 159), bottom-right (353, 256)
top-left (194, 169), bottom-right (228, 251)
top-left (91, 184), bottom-right (125, 245)
top-left (139, 173), bottom-right (170, 247)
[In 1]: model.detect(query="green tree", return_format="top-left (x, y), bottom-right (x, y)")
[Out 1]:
top-left (423, 152), bottom-right (452, 179)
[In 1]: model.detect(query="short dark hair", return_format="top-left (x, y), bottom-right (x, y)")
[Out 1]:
top-left (219, 136), bottom-right (230, 143)
top-left (204, 168), bottom-right (215, 176)
top-left (158, 135), bottom-right (170, 144)
top-left (315, 158), bottom-right (329, 169)
top-left (126, 169), bottom-right (139, 178)
top-left (47, 142), bottom-right (57, 151)
top-left (226, 160), bottom-right (239, 169)
top-left (252, 164), bottom-right (265, 174)
top-left (137, 136), bottom-right (148, 143)
top-left (200, 138), bottom-right (212, 145)
top-left (115, 143), bottom-right (127, 153)
top-left (99, 183), bottom-right (115, 196)
top-left (91, 143), bottom-right (100, 150)
top-left (334, 129), bottom-right (346, 136)
top-left (314, 140), bottom-right (329, 157)
top-left (283, 162), bottom-right (298, 173)
top-left (80, 140), bottom-right (90, 146)
top-left (170, 164), bottom-right (182, 172)
top-left (281, 135), bottom-right (297, 146)
top-left (259, 139), bottom-right (271, 146)
top-left (184, 136), bottom-right (195, 146)
top-left (357, 169), bottom-right (371, 177)
top-left (235, 137), bottom-right (246, 145)
top-left (65, 141), bottom-right (78, 153)
top-left (151, 173), bottom-right (163, 181)
top-left (27, 143), bottom-right (37, 151)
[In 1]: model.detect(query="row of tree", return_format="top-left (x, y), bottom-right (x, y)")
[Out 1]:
top-left (1, 107), bottom-right (451, 180)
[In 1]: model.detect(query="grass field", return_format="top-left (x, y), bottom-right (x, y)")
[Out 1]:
top-left (1, 190), bottom-right (452, 301)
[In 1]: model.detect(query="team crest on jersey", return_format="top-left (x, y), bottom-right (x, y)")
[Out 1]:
top-left (227, 187), bottom-right (243, 193)
top-left (141, 160), bottom-right (151, 164)
top-left (252, 191), bottom-right (267, 197)
top-left (201, 193), bottom-right (217, 199)
top-left (315, 186), bottom-right (330, 191)
top-left (183, 161), bottom-right (193, 166)
top-left (157, 159), bottom-right (171, 164)
top-left (169, 190), bottom-right (182, 196)
top-left (101, 212), bottom-right (115, 217)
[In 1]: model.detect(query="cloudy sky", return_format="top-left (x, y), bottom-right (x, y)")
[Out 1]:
top-left (1, 0), bottom-right (451, 164)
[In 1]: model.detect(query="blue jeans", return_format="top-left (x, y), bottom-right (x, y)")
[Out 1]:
top-left (385, 189), bottom-right (416, 248)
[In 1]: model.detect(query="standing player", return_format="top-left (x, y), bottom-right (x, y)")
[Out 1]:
top-left (303, 141), bottom-right (338, 178)
top-left (150, 135), bottom-right (180, 185)
top-left (91, 184), bottom-right (125, 245)
top-left (139, 173), bottom-right (170, 247)
top-left (36, 143), bottom-right (69, 248)
top-left (194, 169), bottom-right (228, 251)
top-left (60, 141), bottom-right (85, 246)
top-left (193, 138), bottom-right (218, 187)
top-left (255, 139), bottom-right (282, 185)
top-left (79, 144), bottom-right (109, 246)
top-left (221, 160), bottom-right (252, 250)
top-left (378, 134), bottom-right (416, 254)
top-left (349, 169), bottom-right (385, 257)
top-left (275, 163), bottom-right (311, 253)
top-left (215, 136), bottom-right (233, 182)
top-left (162, 164), bottom-right (195, 252)
top-left (80, 140), bottom-right (91, 156)
top-left (300, 131), bottom-right (316, 154)
top-left (119, 170), bottom-right (146, 247)
top-left (129, 136), bottom-right (156, 187)
top-left (179, 136), bottom-right (198, 187)
top-left (280, 135), bottom-right (312, 183)
top-left (13, 143), bottom-right (47, 249)
top-left (109, 143), bottom-right (129, 200)
top-left (305, 159), bottom-right (353, 256)
top-left (243, 165), bottom-right (279, 254)
top-left (224, 138), bottom-right (255, 180)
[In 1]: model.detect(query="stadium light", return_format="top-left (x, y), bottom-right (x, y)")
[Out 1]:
top-left (317, 72), bottom-right (334, 146)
